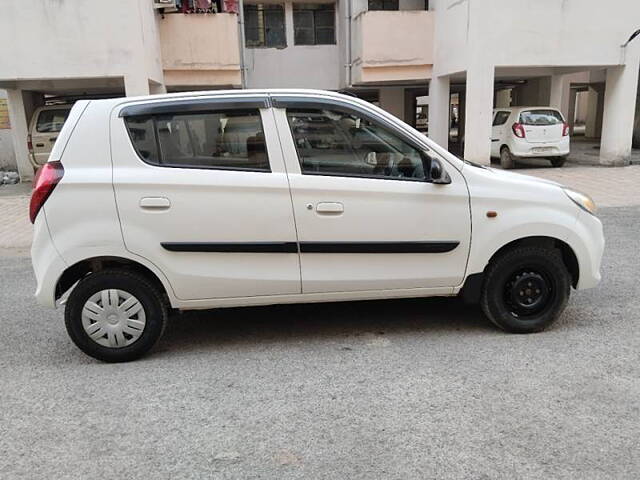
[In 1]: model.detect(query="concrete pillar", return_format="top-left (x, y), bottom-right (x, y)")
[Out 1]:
top-left (428, 75), bottom-right (450, 150)
top-left (5, 88), bottom-right (34, 181)
top-left (149, 80), bottom-right (167, 95)
top-left (458, 90), bottom-right (466, 150)
top-left (567, 88), bottom-right (577, 135)
top-left (464, 63), bottom-right (495, 164)
top-left (550, 74), bottom-right (571, 119)
top-left (600, 62), bottom-right (640, 166)
top-left (124, 75), bottom-right (151, 96)
top-left (495, 89), bottom-right (511, 108)
top-left (378, 87), bottom-right (406, 121)
top-left (585, 84), bottom-right (605, 138)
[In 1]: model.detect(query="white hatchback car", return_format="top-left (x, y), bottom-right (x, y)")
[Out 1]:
top-left (491, 107), bottom-right (570, 169)
top-left (30, 90), bottom-right (604, 362)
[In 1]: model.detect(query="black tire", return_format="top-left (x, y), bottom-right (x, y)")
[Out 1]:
top-left (550, 156), bottom-right (567, 168)
top-left (65, 269), bottom-right (167, 362)
top-left (500, 147), bottom-right (515, 169)
top-left (480, 246), bottom-right (571, 333)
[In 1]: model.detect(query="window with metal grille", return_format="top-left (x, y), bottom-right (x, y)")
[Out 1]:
top-left (293, 4), bottom-right (336, 45)
top-left (244, 4), bottom-right (286, 48)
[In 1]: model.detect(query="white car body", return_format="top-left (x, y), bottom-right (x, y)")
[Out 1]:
top-left (490, 107), bottom-right (570, 161)
top-left (30, 90), bottom-right (604, 361)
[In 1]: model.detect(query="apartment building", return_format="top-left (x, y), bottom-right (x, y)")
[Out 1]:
top-left (0, 0), bottom-right (638, 180)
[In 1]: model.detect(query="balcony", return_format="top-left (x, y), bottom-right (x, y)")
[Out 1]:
top-left (159, 13), bottom-right (241, 89)
top-left (351, 10), bottom-right (434, 85)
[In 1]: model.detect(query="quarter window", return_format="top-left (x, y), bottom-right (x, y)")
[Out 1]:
top-left (293, 4), bottom-right (336, 45)
top-left (244, 4), bottom-right (286, 48)
top-left (492, 111), bottom-right (510, 126)
top-left (124, 109), bottom-right (270, 171)
top-left (285, 107), bottom-right (427, 180)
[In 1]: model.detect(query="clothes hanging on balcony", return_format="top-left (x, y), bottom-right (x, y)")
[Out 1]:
top-left (195, 0), bottom-right (211, 9)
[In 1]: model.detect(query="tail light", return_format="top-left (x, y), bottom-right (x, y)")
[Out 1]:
top-left (29, 161), bottom-right (64, 224)
top-left (27, 134), bottom-right (33, 153)
top-left (562, 122), bottom-right (570, 136)
top-left (512, 122), bottom-right (526, 138)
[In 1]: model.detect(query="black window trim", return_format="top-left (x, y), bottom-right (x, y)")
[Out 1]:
top-left (273, 95), bottom-right (439, 183)
top-left (121, 97), bottom-right (272, 173)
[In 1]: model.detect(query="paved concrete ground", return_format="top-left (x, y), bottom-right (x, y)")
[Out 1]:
top-left (0, 206), bottom-right (639, 479)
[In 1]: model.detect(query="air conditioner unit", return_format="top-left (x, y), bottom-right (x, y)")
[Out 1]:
top-left (153, 0), bottom-right (177, 8)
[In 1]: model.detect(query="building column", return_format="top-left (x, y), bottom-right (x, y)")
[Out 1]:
top-left (378, 87), bottom-right (406, 121)
top-left (124, 75), bottom-right (151, 97)
top-left (464, 63), bottom-right (494, 164)
top-left (495, 89), bottom-right (511, 108)
top-left (550, 74), bottom-right (571, 119)
top-left (5, 89), bottom-right (34, 181)
top-left (600, 62), bottom-right (640, 165)
top-left (585, 84), bottom-right (605, 138)
top-left (428, 75), bottom-right (450, 150)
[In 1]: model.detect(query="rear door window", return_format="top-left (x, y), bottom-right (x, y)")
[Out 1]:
top-left (492, 111), bottom-right (510, 126)
top-left (124, 109), bottom-right (270, 171)
top-left (519, 110), bottom-right (564, 126)
top-left (36, 109), bottom-right (70, 133)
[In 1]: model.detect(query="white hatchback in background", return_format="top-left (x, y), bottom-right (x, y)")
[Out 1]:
top-left (491, 107), bottom-right (570, 169)
top-left (28, 105), bottom-right (72, 167)
top-left (30, 90), bottom-right (603, 362)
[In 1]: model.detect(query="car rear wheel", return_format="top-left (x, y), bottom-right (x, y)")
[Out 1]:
top-left (480, 246), bottom-right (571, 333)
top-left (550, 156), bottom-right (567, 168)
top-left (500, 147), bottom-right (515, 169)
top-left (65, 269), bottom-right (167, 362)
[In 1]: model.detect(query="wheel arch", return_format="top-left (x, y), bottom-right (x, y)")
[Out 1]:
top-left (461, 235), bottom-right (579, 304)
top-left (56, 256), bottom-right (175, 307)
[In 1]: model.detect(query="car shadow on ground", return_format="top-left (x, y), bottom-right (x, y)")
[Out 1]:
top-left (158, 296), bottom-right (496, 355)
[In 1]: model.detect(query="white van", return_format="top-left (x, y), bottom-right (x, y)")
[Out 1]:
top-left (28, 105), bottom-right (72, 166)
top-left (30, 90), bottom-right (604, 362)
top-left (491, 107), bottom-right (570, 169)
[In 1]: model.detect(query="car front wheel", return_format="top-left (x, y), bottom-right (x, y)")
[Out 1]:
top-left (480, 246), bottom-right (571, 333)
top-left (64, 269), bottom-right (167, 362)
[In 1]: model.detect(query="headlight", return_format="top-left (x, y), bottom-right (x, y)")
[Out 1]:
top-left (563, 188), bottom-right (597, 215)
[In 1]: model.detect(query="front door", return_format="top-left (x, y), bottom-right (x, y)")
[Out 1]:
top-left (111, 96), bottom-right (301, 301)
top-left (273, 97), bottom-right (471, 294)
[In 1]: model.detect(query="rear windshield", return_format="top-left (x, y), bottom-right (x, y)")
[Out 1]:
top-left (519, 110), bottom-right (563, 126)
top-left (36, 109), bottom-right (71, 133)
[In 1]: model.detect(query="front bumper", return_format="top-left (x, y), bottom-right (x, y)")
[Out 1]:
top-left (566, 209), bottom-right (605, 290)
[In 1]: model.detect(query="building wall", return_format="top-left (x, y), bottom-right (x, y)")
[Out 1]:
top-left (433, 0), bottom-right (640, 76)
top-left (244, 0), bottom-right (342, 89)
top-left (0, 0), bottom-right (164, 92)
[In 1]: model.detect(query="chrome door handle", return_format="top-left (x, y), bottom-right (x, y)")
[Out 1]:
top-left (315, 202), bottom-right (344, 214)
top-left (140, 197), bottom-right (171, 210)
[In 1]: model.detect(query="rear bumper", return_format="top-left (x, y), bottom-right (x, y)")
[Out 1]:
top-left (31, 212), bottom-right (66, 308)
top-left (511, 137), bottom-right (570, 158)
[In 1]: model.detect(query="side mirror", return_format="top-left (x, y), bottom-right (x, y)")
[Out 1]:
top-left (422, 154), bottom-right (451, 184)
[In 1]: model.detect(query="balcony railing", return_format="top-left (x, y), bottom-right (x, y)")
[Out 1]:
top-left (351, 10), bottom-right (434, 85)
top-left (159, 12), bottom-right (241, 88)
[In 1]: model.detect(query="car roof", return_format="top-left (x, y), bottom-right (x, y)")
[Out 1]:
top-left (493, 106), bottom-right (562, 113)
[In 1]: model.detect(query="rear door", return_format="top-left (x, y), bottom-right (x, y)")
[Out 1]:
top-left (30, 107), bottom-right (71, 165)
top-left (491, 110), bottom-right (510, 157)
top-left (272, 95), bottom-right (471, 294)
top-left (110, 95), bottom-right (301, 301)
top-left (520, 109), bottom-right (564, 143)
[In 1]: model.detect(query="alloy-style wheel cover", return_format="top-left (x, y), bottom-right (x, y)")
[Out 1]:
top-left (81, 289), bottom-right (146, 348)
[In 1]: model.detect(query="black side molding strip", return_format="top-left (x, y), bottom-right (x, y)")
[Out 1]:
top-left (161, 242), bottom-right (298, 253)
top-left (300, 241), bottom-right (459, 254)
top-left (161, 241), bottom-right (459, 254)
top-left (119, 96), bottom-right (270, 117)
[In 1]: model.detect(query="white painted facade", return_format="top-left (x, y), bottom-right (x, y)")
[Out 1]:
top-left (1, 0), bottom-right (639, 177)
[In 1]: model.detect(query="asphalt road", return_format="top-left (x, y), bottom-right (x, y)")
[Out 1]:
top-left (1, 207), bottom-right (639, 480)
